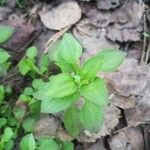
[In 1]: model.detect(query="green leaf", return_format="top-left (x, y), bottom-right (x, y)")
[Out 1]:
top-left (0, 49), bottom-right (10, 64)
top-left (143, 32), bottom-right (150, 38)
top-left (80, 78), bottom-right (108, 106)
top-left (39, 54), bottom-right (49, 73)
top-left (38, 138), bottom-right (59, 150)
top-left (23, 117), bottom-right (36, 133)
top-left (41, 92), bottom-right (79, 114)
top-left (25, 58), bottom-right (41, 75)
top-left (62, 141), bottom-right (74, 150)
top-left (32, 79), bottom-right (44, 89)
top-left (0, 118), bottom-right (7, 128)
top-left (29, 99), bottom-right (41, 113)
top-left (82, 49), bottom-right (126, 80)
top-left (26, 46), bottom-right (38, 59)
top-left (13, 107), bottom-right (26, 120)
top-left (0, 62), bottom-right (11, 76)
top-left (20, 133), bottom-right (36, 150)
top-left (97, 49), bottom-right (126, 72)
top-left (81, 55), bottom-right (101, 80)
top-left (57, 50), bottom-right (75, 73)
top-left (79, 100), bottom-right (104, 133)
top-left (34, 73), bottom-right (77, 99)
top-left (3, 127), bottom-right (14, 142)
top-left (0, 85), bottom-right (5, 102)
top-left (18, 59), bottom-right (31, 75)
top-left (23, 87), bottom-right (34, 96)
top-left (58, 33), bottom-right (82, 64)
top-left (0, 26), bottom-right (14, 44)
top-left (48, 39), bottom-right (74, 73)
top-left (4, 140), bottom-right (14, 150)
top-left (18, 58), bottom-right (41, 76)
top-left (48, 40), bottom-right (61, 62)
top-left (64, 106), bottom-right (81, 137)
top-left (7, 118), bottom-right (17, 127)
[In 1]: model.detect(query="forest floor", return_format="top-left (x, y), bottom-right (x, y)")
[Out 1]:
top-left (0, 0), bottom-right (150, 149)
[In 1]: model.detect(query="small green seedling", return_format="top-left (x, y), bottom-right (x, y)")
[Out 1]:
top-left (34, 33), bottom-right (126, 137)
top-left (0, 25), bottom-right (14, 76)
top-left (18, 46), bottom-right (50, 78)
top-left (20, 133), bottom-right (74, 150)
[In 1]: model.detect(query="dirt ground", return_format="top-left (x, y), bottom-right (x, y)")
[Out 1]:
top-left (0, 0), bottom-right (150, 149)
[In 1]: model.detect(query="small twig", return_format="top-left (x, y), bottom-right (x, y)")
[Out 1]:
top-left (44, 26), bottom-right (71, 54)
top-left (76, 25), bottom-right (92, 36)
top-left (141, 13), bottom-right (147, 64)
top-left (145, 40), bottom-right (150, 64)
top-left (19, 30), bottom-right (41, 52)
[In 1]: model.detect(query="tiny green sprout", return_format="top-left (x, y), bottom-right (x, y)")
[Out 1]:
top-left (34, 33), bottom-right (126, 137)
top-left (18, 46), bottom-right (50, 78)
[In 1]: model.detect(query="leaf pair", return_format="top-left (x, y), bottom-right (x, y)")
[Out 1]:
top-left (81, 49), bottom-right (126, 80)
top-left (64, 100), bottom-right (104, 137)
top-left (34, 73), bottom-right (77, 99)
top-left (34, 73), bottom-right (79, 114)
top-left (53, 33), bottom-right (82, 73)
top-left (18, 46), bottom-right (41, 76)
top-left (20, 133), bottom-right (74, 150)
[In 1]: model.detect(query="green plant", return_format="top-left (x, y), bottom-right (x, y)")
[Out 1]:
top-left (0, 23), bottom-right (125, 148)
top-left (0, 0), bottom-right (6, 6)
top-left (18, 46), bottom-right (50, 78)
top-left (0, 26), bottom-right (14, 76)
top-left (20, 133), bottom-right (74, 150)
top-left (33, 33), bottom-right (126, 137)
top-left (0, 0), bottom-right (28, 7)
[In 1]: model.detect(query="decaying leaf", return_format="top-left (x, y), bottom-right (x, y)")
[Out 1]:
top-left (40, 2), bottom-right (81, 30)
top-left (1, 18), bottom-right (37, 53)
top-left (108, 127), bottom-right (144, 150)
top-left (34, 115), bottom-right (59, 137)
top-left (109, 90), bottom-right (136, 109)
top-left (96, 0), bottom-right (124, 10)
top-left (0, 7), bottom-right (12, 21)
top-left (55, 125), bottom-right (74, 141)
top-left (106, 1), bottom-right (144, 42)
top-left (106, 58), bottom-right (149, 97)
top-left (81, 1), bottom-right (144, 42)
top-left (86, 140), bottom-right (106, 150)
top-left (124, 104), bottom-right (150, 126)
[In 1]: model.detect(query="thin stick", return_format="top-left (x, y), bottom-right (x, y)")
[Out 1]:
top-left (141, 13), bottom-right (147, 64)
top-left (44, 26), bottom-right (71, 54)
top-left (145, 40), bottom-right (150, 64)
top-left (76, 25), bottom-right (92, 36)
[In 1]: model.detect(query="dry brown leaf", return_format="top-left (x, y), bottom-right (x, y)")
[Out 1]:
top-left (109, 92), bottom-right (136, 109)
top-left (0, 7), bottom-right (12, 21)
top-left (124, 104), bottom-right (150, 126)
top-left (106, 58), bottom-right (149, 97)
top-left (96, 0), bottom-right (124, 10)
top-left (34, 115), bottom-right (59, 138)
top-left (107, 26), bottom-right (142, 42)
top-left (108, 127), bottom-right (144, 150)
top-left (55, 125), bottom-right (74, 141)
top-left (40, 2), bottom-right (81, 30)
top-left (1, 17), bottom-right (37, 53)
